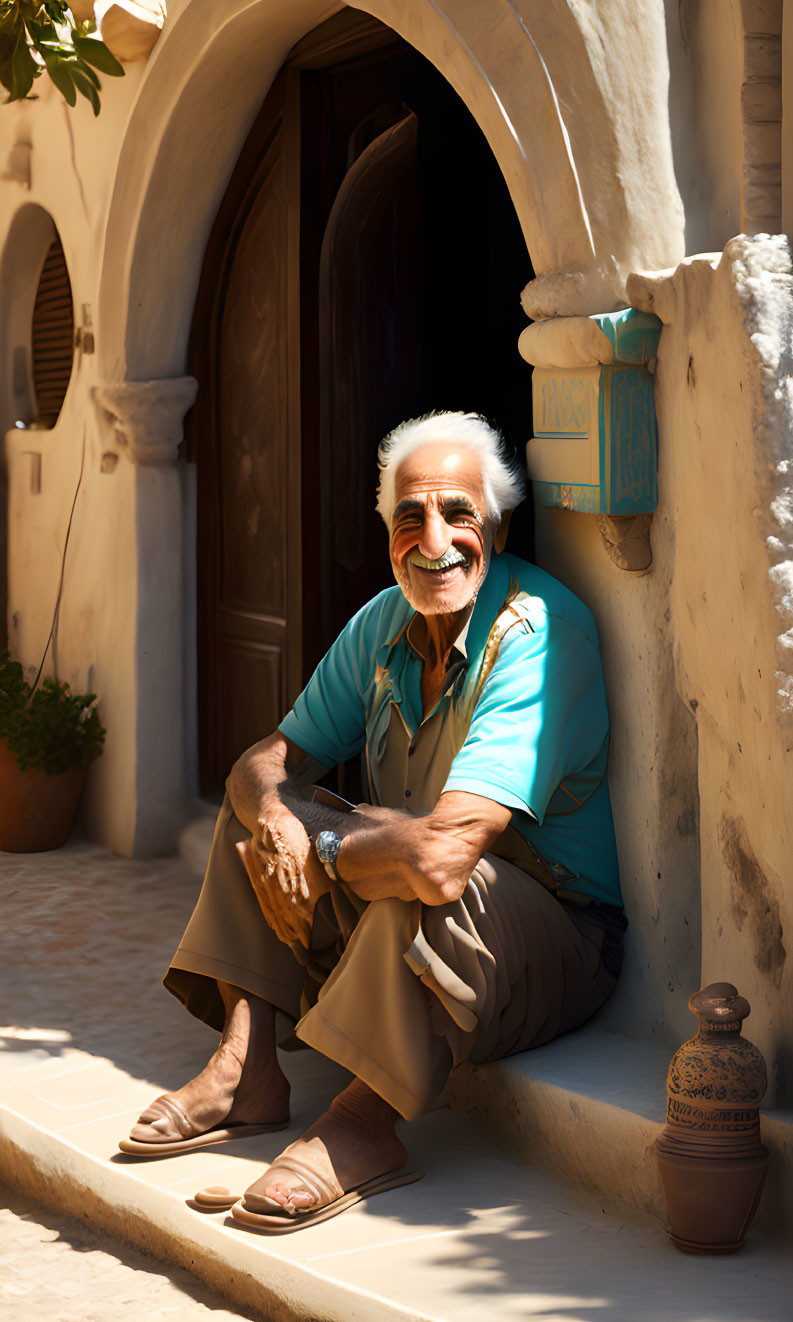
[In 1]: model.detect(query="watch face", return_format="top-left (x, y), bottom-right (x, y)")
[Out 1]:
top-left (316, 830), bottom-right (338, 863)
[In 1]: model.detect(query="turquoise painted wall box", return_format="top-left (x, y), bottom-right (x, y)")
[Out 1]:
top-left (527, 309), bottom-right (662, 515)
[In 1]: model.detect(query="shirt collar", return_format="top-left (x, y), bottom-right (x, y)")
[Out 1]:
top-left (405, 605), bottom-right (470, 666)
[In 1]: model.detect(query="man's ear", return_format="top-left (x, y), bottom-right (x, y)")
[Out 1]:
top-left (494, 508), bottom-right (513, 554)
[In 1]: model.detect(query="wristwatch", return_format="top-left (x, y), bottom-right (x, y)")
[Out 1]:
top-left (314, 829), bottom-right (344, 881)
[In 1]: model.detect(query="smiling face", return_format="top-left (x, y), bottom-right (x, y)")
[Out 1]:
top-left (389, 442), bottom-right (496, 617)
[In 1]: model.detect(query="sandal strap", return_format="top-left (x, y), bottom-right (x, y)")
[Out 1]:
top-left (261, 1156), bottom-right (344, 1212)
top-left (149, 1094), bottom-right (196, 1139)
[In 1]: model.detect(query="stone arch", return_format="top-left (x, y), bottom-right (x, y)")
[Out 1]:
top-left (98, 0), bottom-right (686, 382)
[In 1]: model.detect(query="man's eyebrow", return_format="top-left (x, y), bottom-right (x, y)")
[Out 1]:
top-left (393, 498), bottom-right (424, 520)
top-left (439, 494), bottom-right (483, 521)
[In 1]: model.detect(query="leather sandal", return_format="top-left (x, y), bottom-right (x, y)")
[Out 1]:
top-left (192, 1158), bottom-right (423, 1230)
top-left (118, 1093), bottom-right (288, 1156)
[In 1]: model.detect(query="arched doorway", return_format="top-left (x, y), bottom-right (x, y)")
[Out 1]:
top-left (186, 9), bottom-right (533, 795)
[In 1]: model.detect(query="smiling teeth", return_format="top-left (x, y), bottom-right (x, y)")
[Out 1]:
top-left (409, 548), bottom-right (468, 571)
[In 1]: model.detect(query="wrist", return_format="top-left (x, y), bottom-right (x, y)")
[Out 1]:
top-left (314, 828), bottom-right (345, 882)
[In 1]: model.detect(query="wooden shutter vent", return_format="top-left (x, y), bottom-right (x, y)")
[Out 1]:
top-left (32, 234), bottom-right (74, 426)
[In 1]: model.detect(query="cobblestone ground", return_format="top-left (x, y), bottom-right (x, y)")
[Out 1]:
top-left (0, 838), bottom-right (269, 1319)
top-left (1, 838), bottom-right (218, 1088)
top-left (0, 1183), bottom-right (266, 1321)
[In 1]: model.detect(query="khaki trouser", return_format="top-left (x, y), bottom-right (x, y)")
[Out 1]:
top-left (165, 797), bottom-right (623, 1121)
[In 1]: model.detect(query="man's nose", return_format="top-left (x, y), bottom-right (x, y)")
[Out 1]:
top-left (417, 509), bottom-right (452, 559)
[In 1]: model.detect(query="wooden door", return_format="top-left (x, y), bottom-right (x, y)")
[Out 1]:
top-left (188, 11), bottom-right (533, 794)
top-left (316, 107), bottom-right (422, 655)
top-left (188, 71), bottom-right (302, 795)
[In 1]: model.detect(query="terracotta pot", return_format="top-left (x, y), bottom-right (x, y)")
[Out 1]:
top-left (0, 739), bottom-right (86, 852)
top-left (655, 982), bottom-right (769, 1254)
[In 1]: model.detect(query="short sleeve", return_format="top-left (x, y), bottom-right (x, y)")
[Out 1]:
top-left (442, 612), bottom-right (609, 825)
top-left (278, 591), bottom-right (394, 767)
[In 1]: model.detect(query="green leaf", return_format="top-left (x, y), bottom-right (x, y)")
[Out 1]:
top-left (40, 1), bottom-right (70, 24)
top-left (73, 54), bottom-right (98, 87)
top-left (72, 32), bottom-right (123, 77)
top-left (0, 29), bottom-right (18, 72)
top-left (6, 31), bottom-right (37, 100)
top-left (0, 10), bottom-right (21, 37)
top-left (43, 51), bottom-right (76, 105)
top-left (0, 653), bottom-right (106, 775)
top-left (33, 38), bottom-right (74, 52)
top-left (71, 61), bottom-right (99, 114)
top-left (26, 18), bottom-right (58, 41)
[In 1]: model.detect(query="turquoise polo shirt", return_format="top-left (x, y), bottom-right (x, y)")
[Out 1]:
top-left (279, 551), bottom-right (622, 907)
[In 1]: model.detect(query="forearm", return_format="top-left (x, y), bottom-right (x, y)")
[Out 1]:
top-left (337, 792), bottom-right (512, 905)
top-left (228, 737), bottom-right (503, 908)
top-left (226, 735), bottom-right (298, 835)
top-left (336, 811), bottom-right (464, 905)
top-left (227, 733), bottom-right (376, 840)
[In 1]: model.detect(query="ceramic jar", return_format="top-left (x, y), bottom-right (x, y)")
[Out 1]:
top-left (655, 981), bottom-right (769, 1253)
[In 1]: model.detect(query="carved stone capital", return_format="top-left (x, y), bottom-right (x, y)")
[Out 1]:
top-left (519, 315), bottom-right (616, 370)
top-left (93, 377), bottom-right (198, 466)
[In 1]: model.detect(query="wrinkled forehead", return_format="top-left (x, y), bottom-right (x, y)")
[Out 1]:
top-left (392, 441), bottom-right (486, 508)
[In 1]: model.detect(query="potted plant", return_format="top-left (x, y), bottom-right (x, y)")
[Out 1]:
top-left (0, 649), bottom-right (106, 852)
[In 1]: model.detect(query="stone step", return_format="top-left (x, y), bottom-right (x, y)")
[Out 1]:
top-left (1, 1043), bottom-right (790, 1322)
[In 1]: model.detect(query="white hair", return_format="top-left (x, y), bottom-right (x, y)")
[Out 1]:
top-left (376, 411), bottom-right (527, 528)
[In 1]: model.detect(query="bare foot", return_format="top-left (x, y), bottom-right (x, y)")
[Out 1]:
top-left (129, 982), bottom-right (289, 1143)
top-left (241, 1078), bottom-right (406, 1214)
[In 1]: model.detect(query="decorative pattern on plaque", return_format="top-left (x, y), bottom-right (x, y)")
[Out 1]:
top-left (527, 308), bottom-right (662, 515)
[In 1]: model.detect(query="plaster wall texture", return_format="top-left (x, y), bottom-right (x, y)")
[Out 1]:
top-left (783, 2), bottom-right (793, 239)
top-left (664, 0), bottom-right (745, 254)
top-left (534, 491), bottom-right (702, 1049)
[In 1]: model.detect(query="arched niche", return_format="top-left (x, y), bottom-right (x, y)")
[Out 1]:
top-left (0, 203), bottom-right (76, 646)
top-left (0, 204), bottom-right (74, 432)
top-left (98, 0), bottom-right (686, 382)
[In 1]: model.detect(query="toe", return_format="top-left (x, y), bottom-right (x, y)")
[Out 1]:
top-left (265, 1183), bottom-right (315, 1211)
top-left (129, 1116), bottom-right (178, 1142)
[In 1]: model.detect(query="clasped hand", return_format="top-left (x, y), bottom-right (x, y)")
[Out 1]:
top-left (236, 811), bottom-right (331, 950)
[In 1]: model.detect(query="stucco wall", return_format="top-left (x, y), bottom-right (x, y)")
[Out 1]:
top-left (664, 0), bottom-right (745, 254)
top-left (534, 499), bottom-right (702, 1049)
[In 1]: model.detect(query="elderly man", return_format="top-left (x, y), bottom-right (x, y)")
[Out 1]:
top-left (121, 412), bottom-right (625, 1232)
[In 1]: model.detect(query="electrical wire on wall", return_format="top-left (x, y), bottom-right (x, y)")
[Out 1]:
top-left (30, 424), bottom-right (87, 696)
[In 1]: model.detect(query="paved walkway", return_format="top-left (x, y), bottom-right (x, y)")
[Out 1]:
top-left (0, 1183), bottom-right (261, 1321)
top-left (2, 839), bottom-right (791, 1321)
